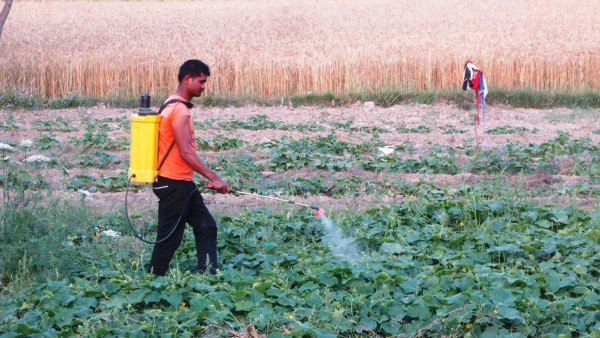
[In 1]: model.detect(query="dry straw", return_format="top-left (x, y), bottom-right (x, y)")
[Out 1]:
top-left (1, 1), bottom-right (600, 98)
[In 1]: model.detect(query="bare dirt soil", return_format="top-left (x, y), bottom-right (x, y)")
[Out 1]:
top-left (1, 102), bottom-right (598, 216)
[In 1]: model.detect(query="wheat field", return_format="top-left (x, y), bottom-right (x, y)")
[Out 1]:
top-left (1, 0), bottom-right (600, 98)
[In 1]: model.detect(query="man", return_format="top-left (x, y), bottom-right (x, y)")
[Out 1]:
top-left (148, 59), bottom-right (231, 276)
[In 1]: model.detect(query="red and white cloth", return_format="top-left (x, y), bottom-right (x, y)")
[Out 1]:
top-left (463, 60), bottom-right (488, 125)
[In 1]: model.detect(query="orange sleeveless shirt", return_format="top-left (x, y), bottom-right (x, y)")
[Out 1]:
top-left (157, 96), bottom-right (196, 181)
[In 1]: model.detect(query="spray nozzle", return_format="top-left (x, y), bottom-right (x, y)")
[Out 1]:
top-left (315, 208), bottom-right (326, 217)
top-left (309, 205), bottom-right (325, 217)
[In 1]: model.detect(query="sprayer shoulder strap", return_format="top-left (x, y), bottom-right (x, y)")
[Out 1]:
top-left (157, 99), bottom-right (194, 171)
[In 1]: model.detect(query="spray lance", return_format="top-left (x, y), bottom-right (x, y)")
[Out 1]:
top-left (125, 93), bottom-right (325, 244)
top-left (223, 189), bottom-right (326, 217)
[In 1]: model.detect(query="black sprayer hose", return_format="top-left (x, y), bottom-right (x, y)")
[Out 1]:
top-left (125, 174), bottom-right (197, 245)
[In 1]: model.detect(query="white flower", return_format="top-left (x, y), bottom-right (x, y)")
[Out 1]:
top-left (2, 156), bottom-right (21, 166)
top-left (77, 189), bottom-right (92, 198)
top-left (0, 143), bottom-right (15, 151)
top-left (378, 146), bottom-right (395, 156)
top-left (19, 139), bottom-right (33, 148)
top-left (24, 155), bottom-right (51, 163)
top-left (102, 229), bottom-right (120, 238)
top-left (363, 101), bottom-right (376, 110)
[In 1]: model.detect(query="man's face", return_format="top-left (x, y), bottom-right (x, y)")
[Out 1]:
top-left (186, 73), bottom-right (208, 97)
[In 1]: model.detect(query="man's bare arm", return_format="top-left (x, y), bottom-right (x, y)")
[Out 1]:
top-left (171, 114), bottom-right (230, 193)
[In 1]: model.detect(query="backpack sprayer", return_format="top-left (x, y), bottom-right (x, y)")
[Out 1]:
top-left (125, 94), bottom-right (325, 244)
top-left (126, 93), bottom-right (186, 244)
top-left (127, 93), bottom-right (161, 183)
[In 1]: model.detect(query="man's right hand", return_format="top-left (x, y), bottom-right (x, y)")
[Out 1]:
top-left (208, 178), bottom-right (231, 194)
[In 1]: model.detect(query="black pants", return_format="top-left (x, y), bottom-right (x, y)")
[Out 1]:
top-left (147, 176), bottom-right (217, 276)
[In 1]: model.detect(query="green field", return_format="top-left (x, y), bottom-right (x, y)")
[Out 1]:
top-left (2, 0), bottom-right (600, 336)
top-left (0, 101), bottom-right (599, 337)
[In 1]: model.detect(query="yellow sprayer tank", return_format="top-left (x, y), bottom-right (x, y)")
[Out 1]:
top-left (128, 93), bottom-right (161, 183)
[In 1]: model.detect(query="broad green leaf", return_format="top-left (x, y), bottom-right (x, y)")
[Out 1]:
top-left (448, 234), bottom-right (467, 246)
top-left (584, 229), bottom-right (600, 242)
top-left (163, 290), bottom-right (183, 307)
top-left (317, 273), bottom-right (338, 287)
top-left (488, 200), bottom-right (504, 212)
top-left (277, 296), bottom-right (296, 307)
top-left (480, 326), bottom-right (505, 338)
top-left (550, 210), bottom-right (569, 225)
top-left (143, 291), bottom-right (162, 304)
top-left (489, 287), bottom-right (516, 306)
top-left (125, 289), bottom-right (149, 304)
top-left (298, 281), bottom-right (318, 293)
top-left (103, 296), bottom-right (125, 309)
top-left (149, 279), bottom-right (164, 289)
top-left (234, 300), bottom-right (254, 312)
top-left (445, 293), bottom-right (468, 305)
top-left (266, 288), bottom-right (286, 298)
top-left (54, 291), bottom-right (76, 306)
top-left (400, 279), bottom-right (418, 293)
top-left (541, 242), bottom-right (557, 255)
top-left (381, 242), bottom-right (404, 254)
top-left (252, 281), bottom-right (273, 293)
top-left (368, 226), bottom-right (385, 236)
top-left (16, 323), bottom-right (42, 334)
top-left (380, 320), bottom-right (402, 335)
top-left (305, 291), bottom-right (324, 307)
top-left (545, 270), bottom-right (561, 293)
top-left (487, 244), bottom-right (522, 254)
top-left (404, 232), bottom-right (420, 243)
top-left (537, 220), bottom-right (552, 228)
top-left (73, 296), bottom-right (98, 309)
top-left (311, 329), bottom-right (337, 338)
top-left (521, 210), bottom-right (538, 222)
top-left (207, 308), bottom-right (233, 322)
top-left (490, 220), bottom-right (504, 231)
top-left (389, 304), bottom-right (408, 320)
top-left (495, 305), bottom-right (524, 323)
top-left (359, 316), bottom-right (378, 330)
top-left (93, 328), bottom-right (109, 336)
top-left (53, 308), bottom-right (78, 328)
top-left (284, 328), bottom-right (316, 338)
top-left (189, 296), bottom-right (211, 311)
top-left (439, 275), bottom-right (453, 291)
top-left (452, 277), bottom-right (476, 291)
top-left (407, 303), bottom-right (431, 321)
top-left (248, 305), bottom-right (274, 323)
top-left (559, 275), bottom-right (576, 289)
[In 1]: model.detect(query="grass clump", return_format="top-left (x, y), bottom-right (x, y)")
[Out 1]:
top-left (491, 88), bottom-right (600, 108)
top-left (0, 91), bottom-right (96, 110)
top-left (0, 197), bottom-right (93, 286)
top-left (0, 145), bottom-right (131, 291)
top-left (4, 88), bottom-right (600, 110)
top-left (0, 91), bottom-right (41, 110)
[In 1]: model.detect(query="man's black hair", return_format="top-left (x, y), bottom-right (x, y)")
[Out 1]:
top-left (178, 59), bottom-right (211, 82)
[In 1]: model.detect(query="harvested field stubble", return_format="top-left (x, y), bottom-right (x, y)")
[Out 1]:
top-left (1, 0), bottom-right (600, 98)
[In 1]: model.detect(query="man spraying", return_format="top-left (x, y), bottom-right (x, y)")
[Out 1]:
top-left (147, 59), bottom-right (231, 276)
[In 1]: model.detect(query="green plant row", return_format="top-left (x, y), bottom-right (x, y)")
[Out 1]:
top-left (218, 132), bottom-right (600, 178)
top-left (4, 131), bottom-right (598, 195)
top-left (1, 186), bottom-right (598, 336)
top-left (4, 88), bottom-right (600, 110)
